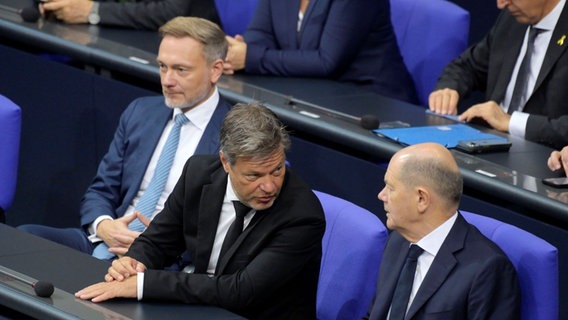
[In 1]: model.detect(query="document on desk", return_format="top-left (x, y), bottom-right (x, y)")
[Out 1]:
top-left (373, 124), bottom-right (509, 149)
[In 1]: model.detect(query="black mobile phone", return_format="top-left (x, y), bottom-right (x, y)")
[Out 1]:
top-left (542, 177), bottom-right (568, 188)
top-left (455, 139), bottom-right (512, 154)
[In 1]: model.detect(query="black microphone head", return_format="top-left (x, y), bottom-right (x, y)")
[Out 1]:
top-left (360, 114), bottom-right (380, 130)
top-left (21, 7), bottom-right (40, 23)
top-left (33, 281), bottom-right (54, 298)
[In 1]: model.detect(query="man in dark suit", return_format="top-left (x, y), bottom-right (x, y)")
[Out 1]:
top-left (364, 142), bottom-right (520, 320)
top-left (429, 0), bottom-right (568, 149)
top-left (223, 0), bottom-right (417, 103)
top-left (39, 0), bottom-right (220, 30)
top-left (75, 103), bottom-right (326, 320)
top-left (18, 17), bottom-right (232, 260)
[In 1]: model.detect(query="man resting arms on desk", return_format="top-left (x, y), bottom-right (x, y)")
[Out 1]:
top-left (75, 103), bottom-right (326, 320)
top-left (428, 0), bottom-right (568, 149)
top-left (38, 0), bottom-right (220, 30)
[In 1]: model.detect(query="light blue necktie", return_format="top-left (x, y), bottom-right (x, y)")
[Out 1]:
top-left (92, 113), bottom-right (189, 260)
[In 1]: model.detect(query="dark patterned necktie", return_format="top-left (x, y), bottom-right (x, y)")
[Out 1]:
top-left (389, 244), bottom-right (424, 320)
top-left (509, 26), bottom-right (542, 113)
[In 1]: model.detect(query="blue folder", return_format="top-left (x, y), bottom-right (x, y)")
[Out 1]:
top-left (373, 124), bottom-right (508, 149)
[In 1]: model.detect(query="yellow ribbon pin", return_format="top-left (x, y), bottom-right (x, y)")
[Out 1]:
top-left (558, 35), bottom-right (566, 46)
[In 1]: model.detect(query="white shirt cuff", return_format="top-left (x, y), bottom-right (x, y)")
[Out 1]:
top-left (509, 111), bottom-right (529, 138)
top-left (137, 272), bottom-right (144, 300)
top-left (87, 215), bottom-right (113, 243)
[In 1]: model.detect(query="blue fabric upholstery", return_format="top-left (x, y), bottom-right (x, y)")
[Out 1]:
top-left (0, 94), bottom-right (21, 215)
top-left (390, 0), bottom-right (470, 106)
top-left (461, 210), bottom-right (559, 320)
top-left (214, 0), bottom-right (258, 36)
top-left (314, 190), bottom-right (388, 320)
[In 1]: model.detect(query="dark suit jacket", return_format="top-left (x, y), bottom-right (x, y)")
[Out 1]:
top-left (436, 7), bottom-right (568, 149)
top-left (364, 213), bottom-right (520, 320)
top-left (127, 155), bottom-right (326, 320)
top-left (80, 95), bottom-right (231, 229)
top-left (98, 0), bottom-right (220, 30)
top-left (243, 0), bottom-right (417, 103)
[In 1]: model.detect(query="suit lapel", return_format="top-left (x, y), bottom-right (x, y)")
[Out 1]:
top-left (193, 165), bottom-right (228, 273)
top-left (533, 5), bottom-right (568, 92)
top-left (128, 105), bottom-right (172, 202)
top-left (194, 98), bottom-right (229, 155)
top-left (405, 215), bottom-right (468, 319)
top-left (492, 15), bottom-right (527, 102)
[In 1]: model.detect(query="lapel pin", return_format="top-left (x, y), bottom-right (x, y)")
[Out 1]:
top-left (557, 35), bottom-right (566, 46)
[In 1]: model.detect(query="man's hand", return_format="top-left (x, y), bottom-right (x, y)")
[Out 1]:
top-left (428, 88), bottom-right (460, 115)
top-left (105, 256), bottom-right (147, 282)
top-left (548, 146), bottom-right (568, 176)
top-left (96, 213), bottom-right (149, 257)
top-left (458, 101), bottom-right (511, 132)
top-left (224, 35), bottom-right (247, 74)
top-left (40, 0), bottom-right (92, 24)
top-left (75, 275), bottom-right (138, 302)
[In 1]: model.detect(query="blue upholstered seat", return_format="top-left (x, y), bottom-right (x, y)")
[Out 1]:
top-left (214, 0), bottom-right (258, 36)
top-left (461, 210), bottom-right (559, 320)
top-left (314, 190), bottom-right (388, 320)
top-left (0, 94), bottom-right (22, 220)
top-left (390, 0), bottom-right (470, 106)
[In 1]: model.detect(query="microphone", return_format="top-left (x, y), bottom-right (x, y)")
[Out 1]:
top-left (0, 4), bottom-right (41, 23)
top-left (286, 96), bottom-right (380, 130)
top-left (0, 267), bottom-right (54, 298)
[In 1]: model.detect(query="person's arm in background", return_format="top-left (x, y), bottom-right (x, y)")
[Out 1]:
top-left (40, 0), bottom-right (219, 30)
top-left (429, 12), bottom-right (503, 115)
top-left (227, 0), bottom-right (385, 76)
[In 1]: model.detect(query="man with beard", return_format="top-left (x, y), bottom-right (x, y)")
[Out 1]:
top-left (18, 17), bottom-right (232, 262)
top-left (75, 103), bottom-right (326, 320)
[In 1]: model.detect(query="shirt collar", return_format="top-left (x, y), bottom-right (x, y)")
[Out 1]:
top-left (172, 87), bottom-right (220, 131)
top-left (415, 212), bottom-right (458, 257)
top-left (534, 0), bottom-right (565, 32)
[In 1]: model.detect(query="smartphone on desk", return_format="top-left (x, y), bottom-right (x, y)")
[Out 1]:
top-left (542, 177), bottom-right (568, 188)
top-left (455, 139), bottom-right (512, 154)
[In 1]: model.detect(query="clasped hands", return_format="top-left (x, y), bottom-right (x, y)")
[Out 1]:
top-left (428, 88), bottom-right (511, 132)
top-left (75, 212), bottom-right (150, 302)
top-left (224, 35), bottom-right (247, 74)
top-left (97, 211), bottom-right (150, 257)
top-left (75, 256), bottom-right (147, 302)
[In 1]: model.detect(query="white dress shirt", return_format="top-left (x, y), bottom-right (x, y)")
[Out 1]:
top-left (388, 212), bottom-right (458, 316)
top-left (88, 89), bottom-right (220, 242)
top-left (502, 0), bottom-right (565, 138)
top-left (137, 174), bottom-right (256, 300)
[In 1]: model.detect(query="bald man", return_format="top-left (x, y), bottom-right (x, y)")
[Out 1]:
top-left (364, 143), bottom-right (520, 320)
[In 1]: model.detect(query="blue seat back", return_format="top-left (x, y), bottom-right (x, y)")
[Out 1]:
top-left (461, 210), bottom-right (559, 320)
top-left (390, 0), bottom-right (470, 106)
top-left (0, 94), bottom-right (22, 213)
top-left (314, 190), bottom-right (388, 320)
top-left (214, 0), bottom-right (258, 36)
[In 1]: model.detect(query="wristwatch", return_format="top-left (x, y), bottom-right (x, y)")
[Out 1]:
top-left (88, 2), bottom-right (100, 25)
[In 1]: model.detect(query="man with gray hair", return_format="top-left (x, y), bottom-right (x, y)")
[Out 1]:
top-left (76, 103), bottom-right (326, 320)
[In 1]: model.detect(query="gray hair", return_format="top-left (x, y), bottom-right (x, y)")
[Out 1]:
top-left (159, 16), bottom-right (228, 64)
top-left (399, 156), bottom-right (463, 206)
top-left (220, 103), bottom-right (291, 165)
